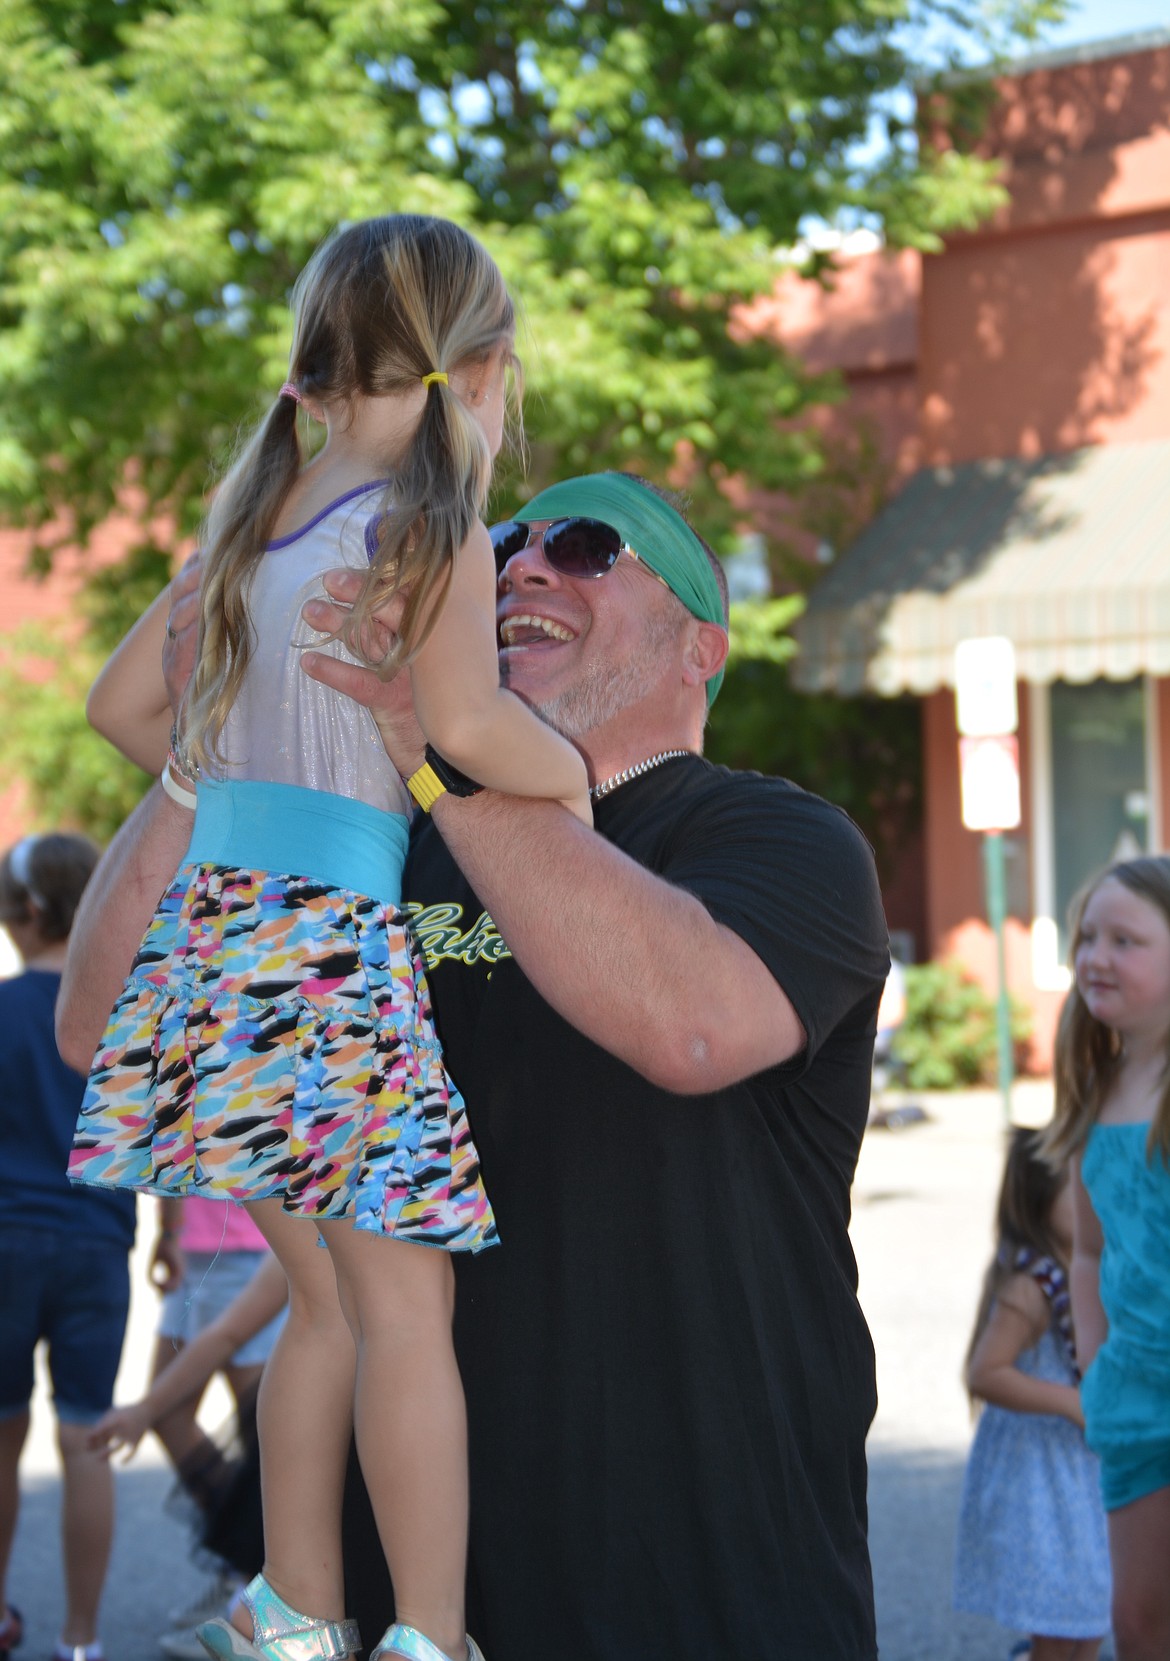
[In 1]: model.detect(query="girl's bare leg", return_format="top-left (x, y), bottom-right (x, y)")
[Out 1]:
top-left (319, 1223), bottom-right (466, 1661)
top-left (239, 1201), bottom-right (357, 1627)
top-left (0, 1412), bottom-right (28, 1624)
top-left (1030, 1636), bottom-right (1103, 1660)
top-left (1108, 1483), bottom-right (1170, 1661)
top-left (57, 1421), bottom-right (115, 1646)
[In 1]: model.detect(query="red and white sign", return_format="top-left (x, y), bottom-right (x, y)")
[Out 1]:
top-left (960, 735), bottom-right (1022, 832)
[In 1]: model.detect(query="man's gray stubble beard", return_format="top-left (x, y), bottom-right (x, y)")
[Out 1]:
top-left (501, 607), bottom-right (684, 740)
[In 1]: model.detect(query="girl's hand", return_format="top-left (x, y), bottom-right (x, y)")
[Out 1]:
top-left (149, 1230), bottom-right (185, 1293)
top-left (87, 1402), bottom-right (152, 1462)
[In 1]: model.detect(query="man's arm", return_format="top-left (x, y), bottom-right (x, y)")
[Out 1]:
top-left (302, 589), bottom-right (805, 1095)
top-left (56, 784), bottom-right (193, 1071)
top-left (426, 790), bottom-right (804, 1093)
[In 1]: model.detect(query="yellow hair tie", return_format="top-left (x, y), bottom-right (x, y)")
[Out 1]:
top-left (421, 371), bottom-right (448, 388)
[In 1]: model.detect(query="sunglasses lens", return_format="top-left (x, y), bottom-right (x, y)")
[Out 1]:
top-left (489, 522), bottom-right (530, 571)
top-left (542, 518), bottom-right (623, 577)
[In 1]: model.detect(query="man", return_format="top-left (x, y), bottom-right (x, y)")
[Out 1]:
top-left (60, 473), bottom-right (889, 1660)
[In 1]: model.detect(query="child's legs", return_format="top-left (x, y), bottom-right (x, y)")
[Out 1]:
top-left (0, 1227), bottom-right (49, 1615)
top-left (56, 1420), bottom-right (114, 1646)
top-left (319, 1222), bottom-right (466, 1659)
top-left (44, 1238), bottom-right (131, 1648)
top-left (1030, 1637), bottom-right (1103, 1660)
top-left (245, 1200), bottom-right (357, 1623)
top-left (1107, 1482), bottom-right (1170, 1661)
top-left (0, 1411), bottom-right (29, 1616)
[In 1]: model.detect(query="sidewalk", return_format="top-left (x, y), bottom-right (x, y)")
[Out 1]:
top-left (9, 1079), bottom-right (1110, 1661)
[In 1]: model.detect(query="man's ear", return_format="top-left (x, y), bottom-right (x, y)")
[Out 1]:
top-left (681, 620), bottom-right (729, 693)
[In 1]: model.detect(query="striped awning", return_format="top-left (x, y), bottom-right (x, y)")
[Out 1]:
top-left (792, 441), bottom-right (1170, 695)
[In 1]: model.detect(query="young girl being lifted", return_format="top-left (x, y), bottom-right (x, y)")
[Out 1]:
top-left (70, 214), bottom-right (591, 1661)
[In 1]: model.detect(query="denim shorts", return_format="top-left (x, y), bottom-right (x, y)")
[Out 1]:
top-left (158, 1249), bottom-right (286, 1367)
top-left (0, 1225), bottom-right (131, 1424)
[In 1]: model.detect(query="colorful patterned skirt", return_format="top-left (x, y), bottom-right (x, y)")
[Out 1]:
top-left (68, 780), bottom-right (497, 1254)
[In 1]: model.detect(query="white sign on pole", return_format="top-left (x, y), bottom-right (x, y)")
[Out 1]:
top-left (960, 735), bottom-right (1022, 832)
top-left (955, 637), bottom-right (1018, 736)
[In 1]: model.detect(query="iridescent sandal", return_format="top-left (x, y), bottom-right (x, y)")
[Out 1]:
top-left (370, 1625), bottom-right (485, 1661)
top-left (197, 1575), bottom-right (360, 1661)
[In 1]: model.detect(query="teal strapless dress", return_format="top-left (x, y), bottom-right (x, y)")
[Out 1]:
top-left (1080, 1121), bottom-right (1170, 1510)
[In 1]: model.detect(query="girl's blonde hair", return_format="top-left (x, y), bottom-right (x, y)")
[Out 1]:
top-left (1045, 854), bottom-right (1170, 1167)
top-left (964, 1125), bottom-right (1068, 1386)
top-left (184, 214), bottom-right (517, 770)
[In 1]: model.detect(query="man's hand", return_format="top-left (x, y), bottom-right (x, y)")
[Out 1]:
top-left (301, 569), bottom-right (425, 776)
top-left (163, 552), bottom-right (202, 716)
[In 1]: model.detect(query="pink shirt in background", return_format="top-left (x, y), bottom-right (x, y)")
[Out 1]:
top-left (179, 1195), bottom-right (267, 1253)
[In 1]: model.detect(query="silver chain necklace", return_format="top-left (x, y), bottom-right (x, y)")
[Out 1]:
top-left (589, 749), bottom-right (693, 801)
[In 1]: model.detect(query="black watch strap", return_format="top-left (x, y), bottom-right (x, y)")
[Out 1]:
top-left (423, 744), bottom-right (483, 797)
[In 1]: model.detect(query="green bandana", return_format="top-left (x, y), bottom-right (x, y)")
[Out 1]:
top-left (516, 473), bottom-right (726, 705)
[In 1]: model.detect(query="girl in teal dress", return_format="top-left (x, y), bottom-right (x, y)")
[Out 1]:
top-left (1046, 855), bottom-right (1170, 1661)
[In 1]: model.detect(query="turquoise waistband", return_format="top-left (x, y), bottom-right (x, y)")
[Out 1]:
top-left (186, 780), bottom-right (409, 905)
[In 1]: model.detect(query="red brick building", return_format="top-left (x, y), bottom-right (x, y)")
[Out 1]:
top-left (750, 30), bottom-right (1170, 1069)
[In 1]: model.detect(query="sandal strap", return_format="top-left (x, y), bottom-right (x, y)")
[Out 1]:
top-left (242, 1577), bottom-right (360, 1661)
top-left (371, 1626), bottom-right (482, 1661)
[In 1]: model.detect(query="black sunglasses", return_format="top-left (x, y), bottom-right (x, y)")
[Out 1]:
top-left (489, 517), bottom-right (667, 588)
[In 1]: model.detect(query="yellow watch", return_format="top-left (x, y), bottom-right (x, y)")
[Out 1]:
top-left (406, 745), bottom-right (483, 813)
top-left (406, 760), bottom-right (447, 813)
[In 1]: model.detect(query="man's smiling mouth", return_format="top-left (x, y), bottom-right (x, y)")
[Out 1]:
top-left (499, 613), bottom-right (575, 647)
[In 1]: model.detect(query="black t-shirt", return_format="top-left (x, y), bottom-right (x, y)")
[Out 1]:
top-left (405, 755), bottom-right (889, 1661)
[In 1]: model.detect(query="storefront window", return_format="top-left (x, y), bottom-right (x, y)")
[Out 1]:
top-left (1050, 678), bottom-right (1148, 954)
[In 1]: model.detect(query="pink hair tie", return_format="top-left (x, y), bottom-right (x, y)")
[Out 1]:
top-left (279, 381), bottom-right (304, 405)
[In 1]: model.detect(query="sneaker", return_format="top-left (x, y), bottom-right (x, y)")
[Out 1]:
top-left (167, 1575), bottom-right (242, 1631)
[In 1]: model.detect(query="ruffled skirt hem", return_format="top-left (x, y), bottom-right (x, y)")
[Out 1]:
top-left (68, 862), bottom-right (498, 1255)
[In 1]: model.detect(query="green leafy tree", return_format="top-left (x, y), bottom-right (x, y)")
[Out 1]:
top-left (0, 624), bottom-right (152, 841)
top-left (2, 0), bottom-right (1063, 566)
top-left (0, 0), bottom-right (1065, 834)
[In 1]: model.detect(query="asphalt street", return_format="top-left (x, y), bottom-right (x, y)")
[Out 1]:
top-left (9, 1082), bottom-right (1114, 1661)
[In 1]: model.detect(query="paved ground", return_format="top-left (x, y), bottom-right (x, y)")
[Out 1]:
top-left (8, 1081), bottom-right (1114, 1660)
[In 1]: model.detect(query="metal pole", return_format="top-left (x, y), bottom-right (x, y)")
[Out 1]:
top-left (983, 830), bottom-right (1014, 1125)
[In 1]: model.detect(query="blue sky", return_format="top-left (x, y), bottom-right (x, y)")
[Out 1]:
top-left (1038, 0), bottom-right (1170, 49)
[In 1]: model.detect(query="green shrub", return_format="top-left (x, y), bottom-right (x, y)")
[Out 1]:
top-left (891, 960), bottom-right (1033, 1091)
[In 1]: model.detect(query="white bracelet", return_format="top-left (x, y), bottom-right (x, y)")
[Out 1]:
top-left (160, 760), bottom-right (197, 812)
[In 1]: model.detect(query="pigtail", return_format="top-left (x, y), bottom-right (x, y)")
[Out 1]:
top-left (338, 220), bottom-right (515, 673)
top-left (184, 394), bottom-right (303, 771)
top-left (351, 379), bottom-right (492, 674)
